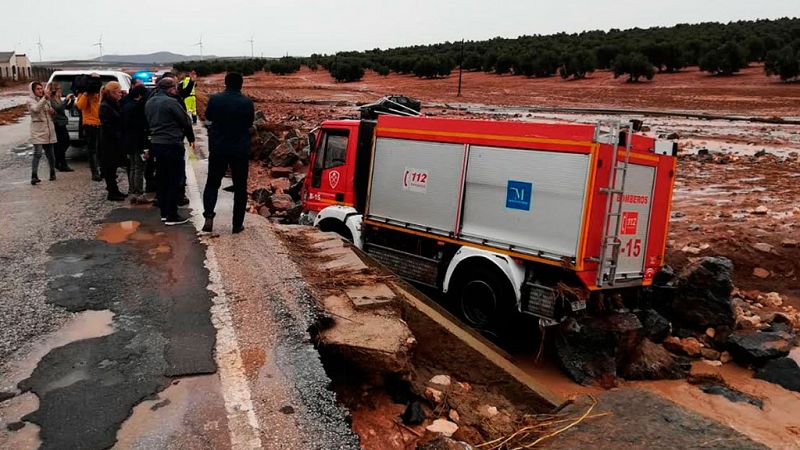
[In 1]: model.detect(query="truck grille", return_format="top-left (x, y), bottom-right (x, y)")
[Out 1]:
top-left (365, 243), bottom-right (439, 287)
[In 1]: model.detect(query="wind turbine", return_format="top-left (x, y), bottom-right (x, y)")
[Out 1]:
top-left (247, 35), bottom-right (255, 58)
top-left (94, 34), bottom-right (104, 62)
top-left (193, 35), bottom-right (204, 60)
top-left (36, 36), bottom-right (44, 62)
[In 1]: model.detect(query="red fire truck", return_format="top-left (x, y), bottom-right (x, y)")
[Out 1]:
top-left (301, 98), bottom-right (677, 329)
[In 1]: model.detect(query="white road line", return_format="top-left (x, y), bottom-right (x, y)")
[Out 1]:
top-left (185, 153), bottom-right (263, 450)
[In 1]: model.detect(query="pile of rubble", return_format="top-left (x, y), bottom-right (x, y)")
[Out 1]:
top-left (554, 256), bottom-right (800, 392)
top-left (247, 111), bottom-right (310, 223)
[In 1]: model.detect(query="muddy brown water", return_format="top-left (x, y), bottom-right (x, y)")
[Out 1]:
top-left (520, 356), bottom-right (800, 449)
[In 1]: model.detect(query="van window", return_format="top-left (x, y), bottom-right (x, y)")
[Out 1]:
top-left (51, 75), bottom-right (120, 96)
top-left (313, 130), bottom-right (349, 170)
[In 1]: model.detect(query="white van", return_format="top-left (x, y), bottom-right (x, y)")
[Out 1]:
top-left (46, 70), bottom-right (132, 142)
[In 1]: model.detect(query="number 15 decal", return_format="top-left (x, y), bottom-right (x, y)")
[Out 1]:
top-left (623, 239), bottom-right (642, 257)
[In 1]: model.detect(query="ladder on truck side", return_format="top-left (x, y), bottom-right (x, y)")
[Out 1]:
top-left (593, 120), bottom-right (634, 287)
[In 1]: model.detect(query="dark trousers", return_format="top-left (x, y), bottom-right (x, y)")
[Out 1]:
top-left (54, 124), bottom-right (70, 168)
top-left (102, 152), bottom-right (121, 194)
top-left (152, 143), bottom-right (185, 220)
top-left (203, 151), bottom-right (249, 229)
top-left (144, 156), bottom-right (157, 192)
top-left (83, 125), bottom-right (101, 177)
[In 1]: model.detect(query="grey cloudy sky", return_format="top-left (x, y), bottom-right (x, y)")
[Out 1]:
top-left (2, 0), bottom-right (798, 61)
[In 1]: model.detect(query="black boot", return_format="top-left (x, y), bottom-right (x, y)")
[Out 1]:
top-left (50, 169), bottom-right (56, 181)
top-left (202, 217), bottom-right (214, 233)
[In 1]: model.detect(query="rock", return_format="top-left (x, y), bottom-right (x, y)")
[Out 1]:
top-left (635, 309), bottom-right (672, 343)
top-left (754, 149), bottom-right (768, 157)
top-left (429, 375), bottom-right (452, 387)
top-left (401, 401), bottom-right (426, 425)
top-left (0, 391), bottom-right (15, 403)
top-left (270, 177), bottom-right (291, 193)
top-left (720, 351), bottom-right (733, 363)
top-left (726, 330), bottom-right (792, 365)
top-left (736, 314), bottom-right (761, 330)
top-left (270, 166), bottom-right (294, 178)
top-left (286, 179), bottom-right (304, 202)
top-left (250, 188), bottom-right (271, 205)
top-left (764, 311), bottom-right (796, 327)
top-left (448, 409), bottom-right (460, 423)
top-left (681, 245), bottom-right (702, 255)
top-left (251, 131), bottom-right (281, 161)
top-left (700, 348), bottom-right (721, 360)
top-left (269, 194), bottom-right (294, 211)
top-left (553, 313), bottom-right (643, 384)
top-left (6, 421), bottom-right (25, 432)
top-left (257, 206), bottom-right (271, 218)
top-left (418, 436), bottom-right (475, 450)
top-left (752, 267), bottom-right (770, 279)
top-left (669, 257), bottom-right (735, 329)
top-left (754, 358), bottom-right (800, 392)
top-left (751, 206), bottom-right (769, 215)
top-left (701, 359), bottom-right (723, 367)
top-left (424, 387), bottom-right (444, 404)
top-left (481, 405), bottom-right (499, 418)
top-left (270, 142), bottom-right (300, 167)
top-left (760, 292), bottom-right (783, 307)
top-left (666, 132), bottom-right (680, 140)
top-left (621, 339), bottom-right (690, 380)
top-left (751, 243), bottom-right (774, 253)
top-left (681, 337), bottom-right (702, 357)
top-left (781, 239), bottom-right (798, 248)
top-left (426, 419), bottom-right (459, 437)
top-left (705, 328), bottom-right (716, 339)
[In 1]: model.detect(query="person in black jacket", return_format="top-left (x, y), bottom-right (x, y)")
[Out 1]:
top-left (121, 84), bottom-right (149, 203)
top-left (99, 81), bottom-right (126, 201)
top-left (201, 72), bottom-right (254, 234)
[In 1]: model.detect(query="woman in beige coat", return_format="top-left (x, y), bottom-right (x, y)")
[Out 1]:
top-left (28, 81), bottom-right (57, 185)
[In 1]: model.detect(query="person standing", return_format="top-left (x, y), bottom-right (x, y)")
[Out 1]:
top-left (75, 74), bottom-right (103, 181)
top-left (180, 70), bottom-right (198, 124)
top-left (99, 81), bottom-right (126, 201)
top-left (121, 84), bottom-right (149, 203)
top-left (145, 77), bottom-right (195, 225)
top-left (201, 72), bottom-right (254, 234)
top-left (27, 81), bottom-right (57, 185)
top-left (47, 83), bottom-right (75, 172)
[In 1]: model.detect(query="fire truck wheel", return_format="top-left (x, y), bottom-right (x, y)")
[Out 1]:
top-left (454, 265), bottom-right (515, 334)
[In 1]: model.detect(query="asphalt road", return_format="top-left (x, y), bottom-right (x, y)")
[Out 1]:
top-left (0, 119), bottom-right (358, 449)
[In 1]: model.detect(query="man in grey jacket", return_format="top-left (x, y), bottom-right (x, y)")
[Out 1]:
top-left (145, 77), bottom-right (195, 225)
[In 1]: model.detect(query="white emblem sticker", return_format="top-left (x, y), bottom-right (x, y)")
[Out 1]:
top-left (328, 170), bottom-right (340, 189)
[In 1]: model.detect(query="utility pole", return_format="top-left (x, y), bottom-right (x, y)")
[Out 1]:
top-left (248, 35), bottom-right (255, 58)
top-left (457, 39), bottom-right (464, 97)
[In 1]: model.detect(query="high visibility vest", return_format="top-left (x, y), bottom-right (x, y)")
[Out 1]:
top-left (181, 77), bottom-right (196, 97)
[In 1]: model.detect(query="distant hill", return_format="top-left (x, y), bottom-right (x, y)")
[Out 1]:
top-left (93, 52), bottom-right (215, 64)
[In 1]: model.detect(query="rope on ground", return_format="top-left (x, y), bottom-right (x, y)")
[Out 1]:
top-left (476, 395), bottom-right (610, 449)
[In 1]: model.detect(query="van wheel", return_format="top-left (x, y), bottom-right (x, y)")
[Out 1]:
top-left (453, 265), bottom-right (515, 334)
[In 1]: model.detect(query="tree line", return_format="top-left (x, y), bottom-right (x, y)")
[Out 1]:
top-left (175, 17), bottom-right (800, 83)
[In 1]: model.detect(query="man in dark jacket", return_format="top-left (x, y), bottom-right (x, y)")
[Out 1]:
top-left (121, 84), bottom-right (149, 202)
top-left (201, 72), bottom-right (254, 234)
top-left (145, 77), bottom-right (195, 225)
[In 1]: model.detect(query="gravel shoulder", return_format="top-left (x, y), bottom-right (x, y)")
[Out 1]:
top-left (0, 119), bottom-right (115, 365)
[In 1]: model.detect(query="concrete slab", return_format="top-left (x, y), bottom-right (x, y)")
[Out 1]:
top-left (320, 295), bottom-right (412, 374)
top-left (346, 283), bottom-right (396, 310)
top-left (321, 247), bottom-right (368, 272)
